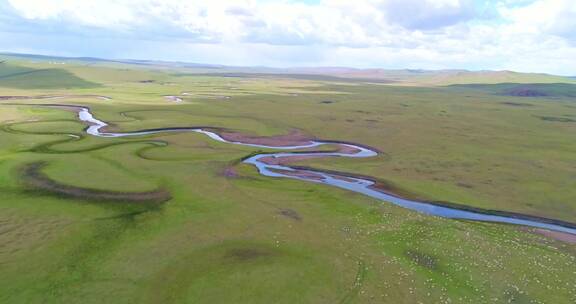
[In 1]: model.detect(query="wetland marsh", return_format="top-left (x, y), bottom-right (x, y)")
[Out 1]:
top-left (1, 55), bottom-right (576, 303)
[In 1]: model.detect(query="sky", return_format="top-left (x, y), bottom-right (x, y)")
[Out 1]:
top-left (0, 0), bottom-right (575, 75)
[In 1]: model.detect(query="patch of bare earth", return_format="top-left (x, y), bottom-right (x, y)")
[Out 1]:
top-left (225, 247), bottom-right (277, 262)
top-left (258, 155), bottom-right (325, 166)
top-left (336, 145), bottom-right (362, 154)
top-left (278, 208), bottom-right (302, 221)
top-left (269, 168), bottom-right (325, 181)
top-left (219, 129), bottom-right (314, 147)
top-left (329, 174), bottom-right (358, 182)
top-left (534, 229), bottom-right (576, 244)
top-left (222, 166), bottom-right (239, 178)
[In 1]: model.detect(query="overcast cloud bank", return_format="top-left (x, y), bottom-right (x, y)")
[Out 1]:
top-left (1, 0), bottom-right (575, 74)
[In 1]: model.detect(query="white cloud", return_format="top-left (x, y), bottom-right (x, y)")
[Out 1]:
top-left (2, 0), bottom-right (477, 45)
top-left (0, 0), bottom-right (575, 74)
top-left (7, 0), bottom-right (137, 27)
top-left (501, 0), bottom-right (576, 41)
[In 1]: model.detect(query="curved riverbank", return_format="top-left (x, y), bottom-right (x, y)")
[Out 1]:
top-left (8, 103), bottom-right (576, 237)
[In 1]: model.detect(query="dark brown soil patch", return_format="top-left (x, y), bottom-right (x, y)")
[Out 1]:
top-left (222, 166), bottom-right (239, 178)
top-left (269, 168), bottom-right (325, 181)
top-left (501, 102), bottom-right (534, 107)
top-left (20, 162), bottom-right (171, 204)
top-left (219, 129), bottom-right (314, 147)
top-left (456, 182), bottom-right (474, 189)
top-left (259, 155), bottom-right (325, 166)
top-left (256, 144), bottom-right (362, 167)
top-left (336, 145), bottom-right (362, 154)
top-left (225, 247), bottom-right (275, 261)
top-left (330, 174), bottom-right (358, 183)
top-left (278, 208), bottom-right (302, 221)
top-left (320, 140), bottom-right (382, 154)
top-left (405, 249), bottom-right (438, 270)
top-left (534, 229), bottom-right (576, 244)
top-left (536, 116), bottom-right (576, 123)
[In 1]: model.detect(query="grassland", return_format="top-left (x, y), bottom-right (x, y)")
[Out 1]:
top-left (0, 55), bottom-right (575, 303)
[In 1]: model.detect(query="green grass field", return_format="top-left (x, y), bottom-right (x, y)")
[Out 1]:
top-left (1, 56), bottom-right (575, 303)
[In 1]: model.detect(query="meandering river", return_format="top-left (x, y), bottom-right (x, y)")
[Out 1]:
top-left (38, 105), bottom-right (576, 235)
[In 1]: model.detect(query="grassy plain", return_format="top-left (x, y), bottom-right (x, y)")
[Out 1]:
top-left (0, 55), bottom-right (575, 303)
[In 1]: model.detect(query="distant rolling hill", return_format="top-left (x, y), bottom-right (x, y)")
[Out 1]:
top-left (1, 52), bottom-right (574, 86)
top-left (270, 68), bottom-right (575, 85)
top-left (450, 83), bottom-right (576, 99)
top-left (0, 62), bottom-right (100, 89)
top-left (409, 70), bottom-right (575, 86)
